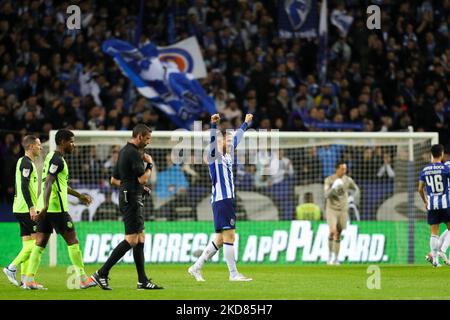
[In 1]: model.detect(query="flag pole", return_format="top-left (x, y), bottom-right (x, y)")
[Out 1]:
top-left (134, 0), bottom-right (144, 46)
top-left (318, 0), bottom-right (328, 86)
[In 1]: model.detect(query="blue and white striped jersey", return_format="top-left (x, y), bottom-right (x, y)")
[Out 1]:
top-left (208, 122), bottom-right (248, 203)
top-left (419, 162), bottom-right (450, 210)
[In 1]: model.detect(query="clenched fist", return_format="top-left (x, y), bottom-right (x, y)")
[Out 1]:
top-left (211, 114), bottom-right (220, 123)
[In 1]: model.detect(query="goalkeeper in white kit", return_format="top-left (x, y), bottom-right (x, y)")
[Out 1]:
top-left (324, 161), bottom-right (360, 265)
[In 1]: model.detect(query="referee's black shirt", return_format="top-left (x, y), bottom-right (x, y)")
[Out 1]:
top-left (113, 142), bottom-right (145, 193)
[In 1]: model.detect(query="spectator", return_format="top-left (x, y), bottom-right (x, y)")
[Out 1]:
top-left (93, 191), bottom-right (120, 221)
top-left (271, 150), bottom-right (294, 186)
top-left (296, 192), bottom-right (321, 221)
top-left (353, 148), bottom-right (382, 182)
top-left (154, 152), bottom-right (190, 220)
top-left (222, 98), bottom-right (242, 123)
top-left (317, 145), bottom-right (344, 178)
top-left (103, 145), bottom-right (120, 182)
top-left (377, 152), bottom-right (396, 180)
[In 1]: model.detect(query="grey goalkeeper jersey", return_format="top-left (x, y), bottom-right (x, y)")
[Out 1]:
top-left (324, 174), bottom-right (359, 211)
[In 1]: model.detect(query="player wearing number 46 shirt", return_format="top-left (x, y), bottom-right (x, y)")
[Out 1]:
top-left (3, 136), bottom-right (41, 288)
top-left (24, 129), bottom-right (96, 290)
top-left (419, 144), bottom-right (450, 268)
top-left (188, 113), bottom-right (253, 282)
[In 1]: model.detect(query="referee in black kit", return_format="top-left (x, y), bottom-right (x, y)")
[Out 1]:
top-left (91, 124), bottom-right (163, 290)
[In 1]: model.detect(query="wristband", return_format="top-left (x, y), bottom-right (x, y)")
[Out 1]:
top-left (146, 162), bottom-right (153, 170)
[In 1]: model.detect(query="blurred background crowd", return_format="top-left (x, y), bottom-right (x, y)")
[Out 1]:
top-left (0, 0), bottom-right (449, 218)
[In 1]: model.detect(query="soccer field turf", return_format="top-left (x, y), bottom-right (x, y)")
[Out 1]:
top-left (1, 264), bottom-right (450, 300)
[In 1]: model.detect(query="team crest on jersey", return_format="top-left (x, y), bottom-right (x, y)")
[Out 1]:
top-left (67, 221), bottom-right (73, 229)
top-left (49, 164), bottom-right (58, 174)
top-left (22, 168), bottom-right (30, 178)
top-left (230, 219), bottom-right (235, 226)
top-left (33, 226), bottom-right (37, 232)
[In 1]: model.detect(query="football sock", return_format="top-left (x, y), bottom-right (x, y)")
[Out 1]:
top-left (27, 245), bottom-right (45, 278)
top-left (68, 243), bottom-right (87, 281)
top-left (438, 230), bottom-right (448, 248)
top-left (328, 237), bottom-right (334, 260)
top-left (333, 239), bottom-right (341, 261)
top-left (440, 230), bottom-right (450, 253)
top-left (21, 259), bottom-right (29, 283)
top-left (10, 239), bottom-right (35, 271)
top-left (430, 235), bottom-right (439, 263)
top-left (98, 240), bottom-right (131, 277)
top-left (133, 242), bottom-right (148, 283)
top-left (223, 242), bottom-right (238, 277)
top-left (194, 241), bottom-right (220, 270)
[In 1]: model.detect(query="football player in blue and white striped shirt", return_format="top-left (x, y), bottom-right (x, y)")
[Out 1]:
top-left (189, 113), bottom-right (253, 282)
top-left (419, 144), bottom-right (450, 267)
top-left (426, 155), bottom-right (450, 266)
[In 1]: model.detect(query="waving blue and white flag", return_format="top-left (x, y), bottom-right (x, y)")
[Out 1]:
top-left (330, 9), bottom-right (354, 37)
top-left (103, 38), bottom-right (215, 130)
top-left (278, 0), bottom-right (318, 38)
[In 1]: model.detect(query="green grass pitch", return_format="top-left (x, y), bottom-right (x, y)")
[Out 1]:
top-left (1, 264), bottom-right (450, 300)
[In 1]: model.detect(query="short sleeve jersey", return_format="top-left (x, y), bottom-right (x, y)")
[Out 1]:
top-left (419, 162), bottom-right (450, 210)
top-left (114, 142), bottom-right (145, 193)
top-left (37, 151), bottom-right (69, 213)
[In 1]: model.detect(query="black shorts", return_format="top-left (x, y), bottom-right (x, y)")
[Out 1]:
top-left (36, 212), bottom-right (75, 234)
top-left (119, 190), bottom-right (145, 235)
top-left (427, 208), bottom-right (450, 225)
top-left (14, 213), bottom-right (37, 237)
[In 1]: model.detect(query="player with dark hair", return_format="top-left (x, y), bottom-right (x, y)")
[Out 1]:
top-left (3, 136), bottom-right (42, 288)
top-left (91, 124), bottom-right (163, 290)
top-left (24, 129), bottom-right (96, 290)
top-left (324, 161), bottom-right (359, 265)
top-left (419, 144), bottom-right (450, 267)
top-left (188, 113), bottom-right (253, 282)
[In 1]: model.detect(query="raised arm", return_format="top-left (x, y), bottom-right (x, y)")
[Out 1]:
top-left (208, 114), bottom-right (220, 163)
top-left (233, 114), bottom-right (252, 149)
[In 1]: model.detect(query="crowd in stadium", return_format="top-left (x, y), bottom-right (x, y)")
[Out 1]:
top-left (0, 0), bottom-right (449, 214)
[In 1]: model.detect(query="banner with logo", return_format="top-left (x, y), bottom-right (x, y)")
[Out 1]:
top-left (0, 221), bottom-right (436, 266)
top-left (157, 37), bottom-right (207, 79)
top-left (278, 0), bottom-right (319, 38)
top-left (0, 220), bottom-right (436, 266)
top-left (330, 9), bottom-right (354, 37)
